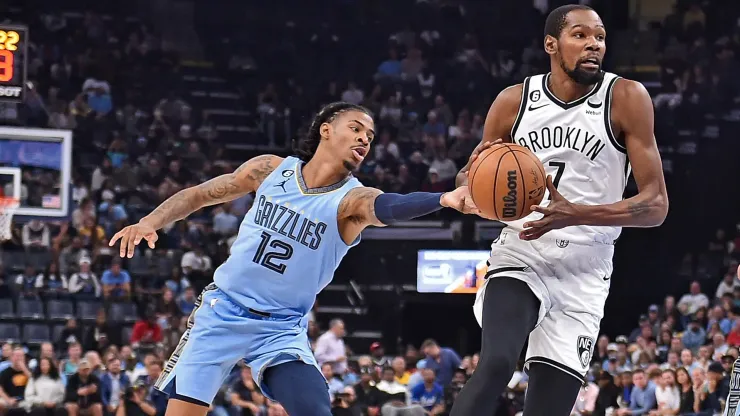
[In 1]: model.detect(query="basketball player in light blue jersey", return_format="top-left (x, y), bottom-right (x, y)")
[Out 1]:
top-left (109, 102), bottom-right (479, 416)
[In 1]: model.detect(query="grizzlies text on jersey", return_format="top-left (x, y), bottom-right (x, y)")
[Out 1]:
top-left (215, 156), bottom-right (363, 316)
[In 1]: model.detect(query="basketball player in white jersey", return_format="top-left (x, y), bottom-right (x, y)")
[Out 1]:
top-left (449, 5), bottom-right (668, 416)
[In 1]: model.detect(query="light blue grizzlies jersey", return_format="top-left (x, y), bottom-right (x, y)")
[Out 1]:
top-left (214, 156), bottom-right (363, 317)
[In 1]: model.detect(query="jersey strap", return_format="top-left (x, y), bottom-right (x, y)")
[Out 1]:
top-left (603, 75), bottom-right (626, 154)
top-left (510, 76), bottom-right (532, 139)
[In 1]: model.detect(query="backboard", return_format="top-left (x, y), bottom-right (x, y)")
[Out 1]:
top-left (0, 126), bottom-right (72, 218)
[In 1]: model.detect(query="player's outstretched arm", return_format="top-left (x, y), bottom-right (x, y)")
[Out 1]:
top-left (110, 154), bottom-right (283, 257)
top-left (520, 80), bottom-right (668, 240)
top-left (455, 84), bottom-right (522, 187)
top-left (337, 187), bottom-right (479, 243)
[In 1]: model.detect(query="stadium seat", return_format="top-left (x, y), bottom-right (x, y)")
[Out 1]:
top-left (27, 252), bottom-right (52, 269)
top-left (109, 302), bottom-right (138, 323)
top-left (121, 326), bottom-right (133, 343)
top-left (51, 324), bottom-right (65, 344)
top-left (0, 323), bottom-right (20, 342)
top-left (0, 299), bottom-right (14, 319)
top-left (47, 299), bottom-right (75, 321)
top-left (17, 299), bottom-right (44, 320)
top-left (128, 253), bottom-right (151, 276)
top-left (77, 301), bottom-right (102, 323)
top-left (23, 324), bottom-right (50, 346)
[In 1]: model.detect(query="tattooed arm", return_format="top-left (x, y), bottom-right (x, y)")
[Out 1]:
top-left (574, 79), bottom-right (668, 228)
top-left (519, 79), bottom-right (668, 240)
top-left (111, 154), bottom-right (282, 257)
top-left (336, 187), bottom-right (479, 244)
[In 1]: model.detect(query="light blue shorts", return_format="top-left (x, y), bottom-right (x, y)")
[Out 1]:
top-left (154, 283), bottom-right (319, 405)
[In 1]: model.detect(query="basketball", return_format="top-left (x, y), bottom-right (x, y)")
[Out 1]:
top-left (468, 144), bottom-right (547, 221)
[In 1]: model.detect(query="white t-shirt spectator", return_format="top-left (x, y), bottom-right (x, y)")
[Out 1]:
top-left (716, 278), bottom-right (739, 299)
top-left (82, 78), bottom-right (111, 94)
top-left (429, 157), bottom-right (457, 182)
top-left (341, 87), bottom-right (364, 105)
top-left (68, 272), bottom-right (101, 297)
top-left (314, 331), bottom-right (347, 374)
top-left (678, 292), bottom-right (709, 315)
top-left (654, 385), bottom-right (680, 412)
top-left (181, 251), bottom-right (213, 273)
top-left (22, 221), bottom-right (50, 248)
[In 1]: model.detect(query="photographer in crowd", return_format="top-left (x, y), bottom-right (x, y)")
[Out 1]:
top-left (115, 380), bottom-right (156, 416)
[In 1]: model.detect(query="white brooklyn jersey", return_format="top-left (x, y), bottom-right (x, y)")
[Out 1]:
top-left (506, 72), bottom-right (629, 245)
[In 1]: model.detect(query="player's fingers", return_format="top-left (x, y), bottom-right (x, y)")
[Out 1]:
top-left (145, 233), bottom-right (158, 249)
top-left (126, 232), bottom-right (138, 258)
top-left (529, 205), bottom-right (550, 216)
top-left (117, 230), bottom-right (129, 257)
top-left (110, 231), bottom-right (124, 246)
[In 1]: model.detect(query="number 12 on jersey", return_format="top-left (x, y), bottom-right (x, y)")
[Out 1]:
top-left (253, 231), bottom-right (294, 274)
top-left (547, 161), bottom-right (566, 200)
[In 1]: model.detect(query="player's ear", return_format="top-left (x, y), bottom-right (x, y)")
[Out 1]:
top-left (320, 122), bottom-right (331, 140)
top-left (544, 35), bottom-right (557, 56)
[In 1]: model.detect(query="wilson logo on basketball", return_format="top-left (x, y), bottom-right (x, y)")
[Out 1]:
top-left (502, 170), bottom-right (518, 219)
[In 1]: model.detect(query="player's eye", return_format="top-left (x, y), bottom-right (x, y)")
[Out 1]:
top-left (574, 33), bottom-right (584, 38)
top-left (597, 35), bottom-right (605, 41)
top-left (351, 126), bottom-right (360, 133)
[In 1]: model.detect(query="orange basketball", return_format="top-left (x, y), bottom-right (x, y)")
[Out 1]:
top-left (468, 144), bottom-right (546, 221)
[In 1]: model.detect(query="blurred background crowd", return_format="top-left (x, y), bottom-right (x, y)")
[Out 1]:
top-left (0, 0), bottom-right (740, 415)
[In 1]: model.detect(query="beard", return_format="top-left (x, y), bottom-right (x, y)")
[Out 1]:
top-left (559, 56), bottom-right (604, 85)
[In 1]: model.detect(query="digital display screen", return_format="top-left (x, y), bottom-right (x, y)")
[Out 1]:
top-left (416, 250), bottom-right (490, 294)
top-left (0, 25), bottom-right (28, 102)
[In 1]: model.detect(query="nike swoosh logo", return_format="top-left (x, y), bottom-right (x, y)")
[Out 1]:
top-left (528, 103), bottom-right (550, 111)
top-left (587, 100), bottom-right (602, 109)
top-left (603, 275), bottom-right (611, 281)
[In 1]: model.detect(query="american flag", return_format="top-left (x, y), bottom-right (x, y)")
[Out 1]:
top-left (42, 194), bottom-right (61, 208)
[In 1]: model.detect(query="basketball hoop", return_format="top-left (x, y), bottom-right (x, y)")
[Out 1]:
top-left (0, 197), bottom-right (19, 241)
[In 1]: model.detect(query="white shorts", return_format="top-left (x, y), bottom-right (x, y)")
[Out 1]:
top-left (473, 229), bottom-right (614, 382)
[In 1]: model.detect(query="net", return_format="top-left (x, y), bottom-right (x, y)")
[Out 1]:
top-left (0, 197), bottom-right (19, 241)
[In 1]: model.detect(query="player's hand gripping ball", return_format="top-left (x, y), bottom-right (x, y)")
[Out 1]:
top-left (467, 142), bottom-right (546, 221)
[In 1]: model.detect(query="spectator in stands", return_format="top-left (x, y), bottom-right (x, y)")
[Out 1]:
top-left (674, 367), bottom-right (694, 414)
top-left (60, 237), bottom-right (91, 276)
top-left (23, 357), bottom-right (64, 416)
top-left (84, 309), bottom-right (121, 353)
top-left (442, 369), bottom-right (467, 415)
top-left (678, 281), bottom-right (710, 316)
top-left (100, 357), bottom-right (130, 415)
top-left (410, 368), bottom-right (443, 415)
top-left (682, 318), bottom-right (706, 351)
top-left (420, 339), bottom-right (461, 386)
top-left (130, 307), bottom-right (163, 350)
top-left (78, 218), bottom-right (106, 249)
top-left (163, 268), bottom-right (190, 299)
top-left (352, 366), bottom-right (382, 415)
top-left (137, 359), bottom-right (165, 413)
top-left (14, 264), bottom-right (40, 298)
top-left (36, 261), bottom-right (67, 298)
top-left (177, 287), bottom-right (196, 315)
top-left (369, 342), bottom-right (390, 370)
top-left (0, 346), bottom-right (30, 414)
top-left (681, 349), bottom-right (699, 374)
top-left (68, 258), bottom-right (101, 299)
top-left (85, 351), bottom-right (104, 378)
top-left (696, 362), bottom-right (727, 414)
top-left (391, 357), bottom-right (410, 385)
top-left (377, 366), bottom-right (420, 416)
top-left (0, 265), bottom-right (10, 298)
top-left (652, 369), bottom-right (679, 415)
top-left (572, 376), bottom-right (599, 416)
top-left (315, 319), bottom-right (348, 375)
top-left (101, 259), bottom-right (132, 301)
top-left (72, 198), bottom-right (97, 230)
top-left (59, 340), bottom-right (83, 377)
top-left (716, 270), bottom-right (739, 300)
top-left (211, 203), bottom-right (239, 238)
top-left (321, 363), bottom-right (345, 402)
top-left (593, 371), bottom-right (620, 416)
top-left (115, 379), bottom-right (157, 416)
top-left (615, 368), bottom-right (655, 416)
top-left (22, 220), bottom-right (51, 253)
top-left (229, 365), bottom-right (266, 416)
top-left (331, 386), bottom-right (362, 416)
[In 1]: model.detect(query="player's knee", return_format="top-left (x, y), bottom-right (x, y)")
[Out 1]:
top-left (475, 351), bottom-right (517, 380)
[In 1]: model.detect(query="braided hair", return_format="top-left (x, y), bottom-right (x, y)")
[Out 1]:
top-left (294, 101), bottom-right (372, 162)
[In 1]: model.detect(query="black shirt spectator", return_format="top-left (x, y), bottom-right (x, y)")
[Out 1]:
top-left (229, 367), bottom-right (265, 416)
top-left (64, 360), bottom-right (102, 411)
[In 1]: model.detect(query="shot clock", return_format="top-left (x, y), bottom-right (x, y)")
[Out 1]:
top-left (0, 24), bottom-right (28, 102)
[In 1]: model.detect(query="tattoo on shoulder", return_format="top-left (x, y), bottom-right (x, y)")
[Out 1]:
top-left (244, 155), bottom-right (278, 185)
top-left (340, 187), bottom-right (380, 223)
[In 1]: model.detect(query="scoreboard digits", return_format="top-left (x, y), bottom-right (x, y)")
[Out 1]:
top-left (0, 25), bottom-right (27, 102)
